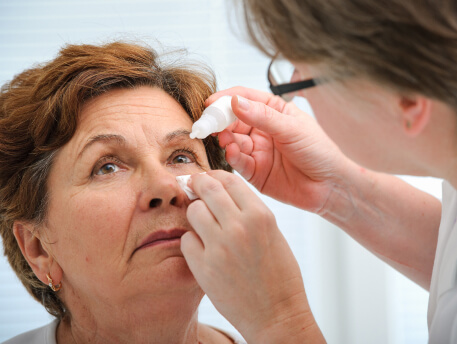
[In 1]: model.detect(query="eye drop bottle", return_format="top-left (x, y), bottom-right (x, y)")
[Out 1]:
top-left (189, 96), bottom-right (236, 139)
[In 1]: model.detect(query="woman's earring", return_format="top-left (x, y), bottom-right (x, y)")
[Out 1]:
top-left (406, 120), bottom-right (412, 129)
top-left (46, 273), bottom-right (62, 292)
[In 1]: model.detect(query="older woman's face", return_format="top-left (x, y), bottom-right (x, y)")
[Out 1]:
top-left (44, 86), bottom-right (210, 307)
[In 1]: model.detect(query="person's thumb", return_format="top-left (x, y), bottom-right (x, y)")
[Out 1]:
top-left (181, 231), bottom-right (204, 271)
top-left (232, 95), bottom-right (293, 139)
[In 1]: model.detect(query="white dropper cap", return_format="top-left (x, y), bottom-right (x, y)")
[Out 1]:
top-left (190, 96), bottom-right (236, 139)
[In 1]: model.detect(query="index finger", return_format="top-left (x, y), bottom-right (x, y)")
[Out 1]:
top-left (205, 87), bottom-right (287, 113)
top-left (195, 170), bottom-right (263, 212)
top-left (190, 172), bottom-right (242, 227)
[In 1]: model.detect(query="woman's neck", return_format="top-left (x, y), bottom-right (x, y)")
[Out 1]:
top-left (57, 289), bottom-right (205, 343)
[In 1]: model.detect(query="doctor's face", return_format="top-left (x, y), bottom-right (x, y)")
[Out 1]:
top-left (293, 62), bottom-right (409, 173)
top-left (42, 86), bottom-right (210, 308)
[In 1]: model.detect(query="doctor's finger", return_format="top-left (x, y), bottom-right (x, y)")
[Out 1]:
top-left (218, 130), bottom-right (254, 156)
top-left (190, 173), bottom-right (242, 226)
top-left (205, 170), bottom-right (261, 212)
top-left (224, 144), bottom-right (256, 181)
top-left (231, 96), bottom-right (294, 140)
top-left (187, 200), bottom-right (221, 245)
top-left (180, 231), bottom-right (205, 270)
top-left (206, 87), bottom-right (287, 114)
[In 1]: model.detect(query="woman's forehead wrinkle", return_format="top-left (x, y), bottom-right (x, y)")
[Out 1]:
top-left (76, 107), bottom-right (159, 152)
top-left (141, 121), bottom-right (161, 148)
top-left (83, 99), bottom-right (166, 120)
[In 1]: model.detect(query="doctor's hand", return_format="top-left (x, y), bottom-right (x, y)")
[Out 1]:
top-left (206, 87), bottom-right (352, 213)
top-left (181, 171), bottom-right (324, 344)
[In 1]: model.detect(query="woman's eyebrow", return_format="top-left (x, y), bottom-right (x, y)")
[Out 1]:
top-left (78, 134), bottom-right (126, 158)
top-left (164, 129), bottom-right (193, 144)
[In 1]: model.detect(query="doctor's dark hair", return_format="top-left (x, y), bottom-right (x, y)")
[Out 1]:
top-left (240, 0), bottom-right (457, 108)
top-left (0, 41), bottom-right (231, 320)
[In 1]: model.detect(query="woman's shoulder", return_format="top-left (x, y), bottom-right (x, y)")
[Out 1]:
top-left (2, 320), bottom-right (246, 344)
top-left (2, 319), bottom-right (58, 344)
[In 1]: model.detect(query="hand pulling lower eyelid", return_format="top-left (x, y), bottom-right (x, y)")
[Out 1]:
top-left (176, 172), bottom-right (206, 200)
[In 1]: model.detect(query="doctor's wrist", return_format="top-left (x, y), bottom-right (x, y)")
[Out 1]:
top-left (248, 309), bottom-right (326, 344)
top-left (314, 157), bottom-right (370, 224)
top-left (244, 291), bottom-right (326, 344)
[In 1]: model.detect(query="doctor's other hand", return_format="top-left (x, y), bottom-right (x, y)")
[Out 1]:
top-left (206, 87), bottom-right (352, 213)
top-left (181, 171), bottom-right (324, 344)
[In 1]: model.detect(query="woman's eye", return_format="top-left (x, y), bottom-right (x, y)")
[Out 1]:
top-left (171, 154), bottom-right (193, 164)
top-left (95, 163), bottom-right (120, 175)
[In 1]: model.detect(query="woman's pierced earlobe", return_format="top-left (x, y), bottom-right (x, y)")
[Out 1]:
top-left (46, 273), bottom-right (62, 292)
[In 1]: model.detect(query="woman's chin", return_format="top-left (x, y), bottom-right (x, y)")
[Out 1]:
top-left (137, 256), bottom-right (199, 291)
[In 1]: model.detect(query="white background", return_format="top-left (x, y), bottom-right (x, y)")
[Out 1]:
top-left (0, 1), bottom-right (440, 343)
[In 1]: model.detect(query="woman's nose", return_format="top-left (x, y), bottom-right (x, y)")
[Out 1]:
top-left (139, 167), bottom-right (189, 211)
top-left (149, 195), bottom-right (179, 208)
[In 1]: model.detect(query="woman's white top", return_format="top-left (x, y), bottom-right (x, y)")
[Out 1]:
top-left (1, 319), bottom-right (247, 344)
top-left (2, 319), bottom-right (58, 344)
top-left (428, 181), bottom-right (457, 343)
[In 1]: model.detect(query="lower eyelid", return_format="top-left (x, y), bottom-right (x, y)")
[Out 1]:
top-left (169, 158), bottom-right (194, 166)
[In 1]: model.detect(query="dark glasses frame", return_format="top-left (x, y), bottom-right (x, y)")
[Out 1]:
top-left (267, 57), bottom-right (317, 98)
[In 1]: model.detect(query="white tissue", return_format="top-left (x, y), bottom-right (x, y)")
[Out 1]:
top-left (176, 174), bottom-right (199, 200)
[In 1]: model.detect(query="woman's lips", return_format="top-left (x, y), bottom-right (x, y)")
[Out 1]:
top-left (135, 229), bottom-right (187, 252)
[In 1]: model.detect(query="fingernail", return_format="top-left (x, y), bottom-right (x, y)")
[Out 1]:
top-left (236, 96), bottom-right (250, 111)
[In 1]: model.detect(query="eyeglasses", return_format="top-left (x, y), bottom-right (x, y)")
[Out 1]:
top-left (267, 56), bottom-right (317, 101)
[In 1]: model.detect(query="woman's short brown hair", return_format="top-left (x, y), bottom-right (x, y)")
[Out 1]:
top-left (0, 41), bottom-right (230, 319)
top-left (240, 0), bottom-right (457, 108)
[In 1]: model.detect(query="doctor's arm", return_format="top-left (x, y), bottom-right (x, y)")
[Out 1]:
top-left (317, 161), bottom-right (440, 290)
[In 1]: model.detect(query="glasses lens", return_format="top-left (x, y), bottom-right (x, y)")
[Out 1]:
top-left (268, 58), bottom-right (297, 86)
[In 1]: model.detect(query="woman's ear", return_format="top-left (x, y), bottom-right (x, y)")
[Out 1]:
top-left (13, 221), bottom-right (60, 286)
top-left (399, 95), bottom-right (432, 137)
